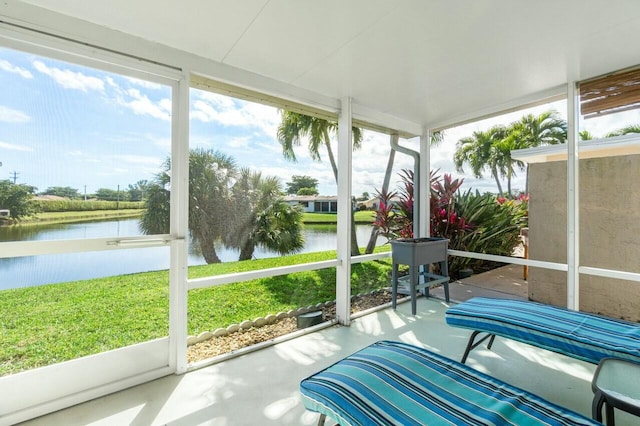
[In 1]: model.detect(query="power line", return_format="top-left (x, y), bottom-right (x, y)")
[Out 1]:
top-left (9, 171), bottom-right (19, 184)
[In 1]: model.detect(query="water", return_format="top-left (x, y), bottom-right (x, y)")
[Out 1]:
top-left (0, 218), bottom-right (384, 289)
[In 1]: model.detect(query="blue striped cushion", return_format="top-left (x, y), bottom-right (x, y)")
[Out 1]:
top-left (300, 340), bottom-right (599, 426)
top-left (445, 297), bottom-right (640, 364)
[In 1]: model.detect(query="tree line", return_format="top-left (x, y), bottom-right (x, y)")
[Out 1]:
top-left (39, 181), bottom-right (151, 201)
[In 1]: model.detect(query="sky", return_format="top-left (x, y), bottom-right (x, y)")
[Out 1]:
top-left (1, 46), bottom-right (640, 199)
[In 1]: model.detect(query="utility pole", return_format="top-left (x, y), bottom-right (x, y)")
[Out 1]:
top-left (9, 171), bottom-right (19, 184)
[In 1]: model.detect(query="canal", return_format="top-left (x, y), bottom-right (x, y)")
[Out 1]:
top-left (0, 218), bottom-right (384, 289)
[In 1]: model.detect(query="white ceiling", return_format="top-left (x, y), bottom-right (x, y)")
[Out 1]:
top-left (15, 0), bottom-right (640, 129)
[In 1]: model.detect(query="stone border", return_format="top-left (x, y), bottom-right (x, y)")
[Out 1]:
top-left (186, 291), bottom-right (382, 346)
top-left (186, 301), bottom-right (333, 346)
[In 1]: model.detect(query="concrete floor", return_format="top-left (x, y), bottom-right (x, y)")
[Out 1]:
top-left (431, 263), bottom-right (529, 302)
top-left (19, 267), bottom-right (637, 425)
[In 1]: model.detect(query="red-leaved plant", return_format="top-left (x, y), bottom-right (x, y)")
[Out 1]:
top-left (374, 169), bottom-right (472, 242)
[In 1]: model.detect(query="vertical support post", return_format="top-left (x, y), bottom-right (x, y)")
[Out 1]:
top-left (567, 81), bottom-right (580, 310)
top-left (336, 97), bottom-right (353, 325)
top-left (169, 73), bottom-right (190, 373)
top-left (419, 130), bottom-right (431, 237)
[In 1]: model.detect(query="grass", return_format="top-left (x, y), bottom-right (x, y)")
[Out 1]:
top-left (0, 247), bottom-right (391, 376)
top-left (21, 209), bottom-right (144, 225)
top-left (303, 210), bottom-right (376, 223)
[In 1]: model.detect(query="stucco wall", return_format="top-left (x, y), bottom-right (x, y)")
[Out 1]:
top-left (528, 154), bottom-right (640, 321)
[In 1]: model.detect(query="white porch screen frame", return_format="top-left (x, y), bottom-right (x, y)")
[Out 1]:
top-left (0, 26), bottom-right (187, 425)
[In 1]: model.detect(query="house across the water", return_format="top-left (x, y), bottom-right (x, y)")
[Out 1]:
top-left (284, 195), bottom-right (338, 213)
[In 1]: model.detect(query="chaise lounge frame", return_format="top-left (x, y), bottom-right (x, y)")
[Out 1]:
top-left (445, 297), bottom-right (640, 365)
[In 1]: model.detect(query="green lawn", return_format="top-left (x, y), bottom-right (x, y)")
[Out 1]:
top-left (302, 210), bottom-right (375, 223)
top-left (24, 209), bottom-right (144, 225)
top-left (0, 247), bottom-right (391, 376)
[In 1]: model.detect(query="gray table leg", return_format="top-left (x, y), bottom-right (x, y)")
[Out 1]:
top-left (391, 262), bottom-right (398, 310)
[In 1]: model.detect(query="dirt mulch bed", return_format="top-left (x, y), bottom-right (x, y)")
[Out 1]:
top-left (187, 289), bottom-right (402, 363)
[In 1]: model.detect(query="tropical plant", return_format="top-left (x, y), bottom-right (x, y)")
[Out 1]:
top-left (605, 124), bottom-right (640, 137)
top-left (505, 110), bottom-right (566, 193)
top-left (579, 130), bottom-right (594, 140)
top-left (226, 169), bottom-right (304, 260)
top-left (454, 125), bottom-right (509, 195)
top-left (140, 149), bottom-right (304, 264)
top-left (127, 180), bottom-right (150, 201)
top-left (454, 111), bottom-right (566, 197)
top-left (451, 190), bottom-right (527, 272)
top-left (374, 169), bottom-right (525, 277)
top-left (277, 111), bottom-right (363, 255)
top-left (508, 111), bottom-right (567, 148)
top-left (141, 149), bottom-right (237, 263)
top-left (364, 131), bottom-right (445, 254)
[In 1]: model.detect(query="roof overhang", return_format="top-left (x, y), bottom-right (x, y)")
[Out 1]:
top-left (4, 1), bottom-right (640, 134)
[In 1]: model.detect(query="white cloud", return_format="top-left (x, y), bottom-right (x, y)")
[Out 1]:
top-left (115, 154), bottom-right (164, 166)
top-left (190, 91), bottom-right (280, 136)
top-left (125, 77), bottom-right (163, 90)
top-left (0, 141), bottom-right (33, 151)
top-left (228, 136), bottom-right (251, 148)
top-left (33, 60), bottom-right (104, 92)
top-left (118, 88), bottom-right (171, 121)
top-left (0, 59), bottom-right (33, 79)
top-left (0, 105), bottom-right (30, 123)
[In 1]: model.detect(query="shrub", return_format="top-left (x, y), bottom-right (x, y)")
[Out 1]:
top-left (451, 190), bottom-right (527, 272)
top-left (374, 169), bottom-right (527, 277)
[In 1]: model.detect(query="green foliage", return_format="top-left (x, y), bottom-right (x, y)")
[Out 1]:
top-left (0, 250), bottom-right (392, 375)
top-left (227, 169), bottom-right (304, 260)
top-left (604, 124), bottom-right (640, 138)
top-left (451, 190), bottom-right (527, 272)
top-left (95, 188), bottom-right (128, 201)
top-left (0, 270), bottom-right (170, 375)
top-left (127, 180), bottom-right (150, 202)
top-left (286, 175), bottom-right (319, 195)
top-left (296, 187), bottom-right (318, 196)
top-left (35, 199), bottom-right (144, 212)
top-left (454, 110), bottom-right (566, 196)
top-left (41, 186), bottom-right (80, 198)
top-left (0, 180), bottom-right (39, 220)
top-left (374, 170), bottom-right (526, 277)
top-left (277, 110), bottom-right (364, 256)
top-left (141, 149), bottom-right (304, 263)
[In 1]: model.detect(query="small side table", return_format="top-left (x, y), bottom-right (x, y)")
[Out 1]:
top-left (592, 357), bottom-right (640, 425)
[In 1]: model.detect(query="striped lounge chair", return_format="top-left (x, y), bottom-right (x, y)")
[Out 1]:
top-left (445, 297), bottom-right (640, 364)
top-left (300, 340), bottom-right (600, 426)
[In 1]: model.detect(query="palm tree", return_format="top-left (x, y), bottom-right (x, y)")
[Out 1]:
top-left (506, 110), bottom-right (566, 194)
top-left (579, 130), bottom-right (594, 140)
top-left (454, 125), bottom-right (508, 195)
top-left (277, 111), bottom-right (363, 255)
top-left (140, 148), bottom-right (238, 264)
top-left (510, 111), bottom-right (567, 148)
top-left (455, 111), bottom-right (567, 197)
top-left (227, 169), bottom-right (304, 260)
top-left (605, 124), bottom-right (640, 137)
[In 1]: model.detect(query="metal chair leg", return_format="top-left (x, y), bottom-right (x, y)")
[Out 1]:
top-left (461, 330), bottom-right (496, 363)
